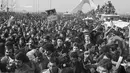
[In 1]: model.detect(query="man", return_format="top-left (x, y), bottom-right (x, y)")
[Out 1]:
top-left (70, 42), bottom-right (83, 56)
top-left (43, 35), bottom-right (51, 44)
top-left (0, 41), bottom-right (15, 72)
top-left (39, 44), bottom-right (55, 71)
top-left (96, 59), bottom-right (112, 73)
top-left (0, 36), bottom-right (5, 57)
top-left (15, 52), bottom-right (40, 73)
top-left (56, 37), bottom-right (66, 53)
top-left (69, 52), bottom-right (86, 73)
top-left (42, 57), bottom-right (61, 73)
top-left (84, 33), bottom-right (91, 51)
top-left (82, 50), bottom-right (96, 73)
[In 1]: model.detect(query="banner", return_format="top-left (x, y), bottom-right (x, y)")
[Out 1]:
top-left (46, 9), bottom-right (58, 21)
top-left (47, 15), bottom-right (58, 21)
top-left (46, 9), bottom-right (56, 16)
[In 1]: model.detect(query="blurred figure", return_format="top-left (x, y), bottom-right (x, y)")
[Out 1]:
top-left (0, 41), bottom-right (15, 72)
top-left (96, 59), bottom-right (112, 73)
top-left (15, 52), bottom-right (40, 73)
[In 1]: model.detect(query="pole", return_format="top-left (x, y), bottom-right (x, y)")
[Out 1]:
top-left (1, 0), bottom-right (2, 11)
top-left (33, 0), bottom-right (34, 12)
top-left (36, 0), bottom-right (37, 12)
top-left (35, 0), bottom-right (37, 13)
top-left (129, 23), bottom-right (130, 54)
top-left (7, 0), bottom-right (9, 12)
top-left (36, 0), bottom-right (39, 13)
top-left (37, 0), bottom-right (39, 13)
top-left (50, 0), bottom-right (51, 9)
top-left (34, 0), bottom-right (36, 12)
top-left (38, 0), bottom-right (39, 12)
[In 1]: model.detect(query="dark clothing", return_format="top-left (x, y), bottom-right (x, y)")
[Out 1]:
top-left (38, 54), bottom-right (49, 71)
top-left (0, 62), bottom-right (7, 72)
top-left (0, 38), bottom-right (5, 57)
top-left (0, 56), bottom-right (15, 72)
top-left (69, 61), bottom-right (86, 73)
top-left (55, 45), bottom-right (67, 53)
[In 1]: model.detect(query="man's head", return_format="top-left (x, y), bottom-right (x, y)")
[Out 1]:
top-left (19, 37), bottom-right (25, 46)
top-left (15, 52), bottom-right (29, 68)
top-left (15, 59), bottom-right (23, 68)
top-left (48, 57), bottom-right (58, 69)
top-left (27, 38), bottom-right (34, 49)
top-left (97, 59), bottom-right (112, 73)
top-left (69, 52), bottom-right (79, 63)
top-left (57, 37), bottom-right (63, 47)
top-left (52, 38), bottom-right (56, 45)
top-left (84, 34), bottom-right (90, 43)
top-left (43, 44), bottom-right (54, 56)
top-left (5, 41), bottom-right (14, 56)
top-left (44, 35), bottom-right (50, 42)
top-left (84, 50), bottom-right (90, 59)
top-left (72, 42), bottom-right (79, 52)
top-left (5, 48), bottom-right (13, 57)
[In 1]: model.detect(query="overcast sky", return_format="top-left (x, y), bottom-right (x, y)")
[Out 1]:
top-left (5, 0), bottom-right (130, 14)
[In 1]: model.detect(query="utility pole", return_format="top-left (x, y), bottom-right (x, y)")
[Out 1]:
top-left (36, 0), bottom-right (38, 12)
top-left (7, 0), bottom-right (9, 12)
top-left (50, 0), bottom-right (51, 9)
top-left (1, 0), bottom-right (3, 11)
top-left (129, 22), bottom-right (130, 55)
top-left (33, 0), bottom-right (36, 12)
top-left (38, 0), bottom-right (39, 12)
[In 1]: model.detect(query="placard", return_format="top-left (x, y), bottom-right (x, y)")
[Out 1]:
top-left (46, 9), bottom-right (57, 21)
top-left (47, 15), bottom-right (58, 21)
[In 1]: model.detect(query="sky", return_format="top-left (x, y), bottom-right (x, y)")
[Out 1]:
top-left (2, 0), bottom-right (130, 14)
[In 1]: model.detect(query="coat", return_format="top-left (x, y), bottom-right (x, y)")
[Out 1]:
top-left (38, 53), bottom-right (49, 71)
top-left (15, 61), bottom-right (37, 73)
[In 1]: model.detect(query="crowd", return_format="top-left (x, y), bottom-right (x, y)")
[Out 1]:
top-left (0, 1), bottom-right (130, 73)
top-left (96, 1), bottom-right (116, 14)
